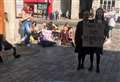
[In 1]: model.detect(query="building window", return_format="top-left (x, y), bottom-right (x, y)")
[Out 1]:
top-left (100, 0), bottom-right (115, 11)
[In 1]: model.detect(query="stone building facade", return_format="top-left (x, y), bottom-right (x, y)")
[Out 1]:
top-left (1, 0), bottom-right (120, 43)
top-left (53, 0), bottom-right (120, 19)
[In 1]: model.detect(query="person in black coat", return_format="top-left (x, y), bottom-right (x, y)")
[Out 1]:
top-left (88, 8), bottom-right (107, 73)
top-left (0, 34), bottom-right (20, 63)
top-left (75, 10), bottom-right (92, 70)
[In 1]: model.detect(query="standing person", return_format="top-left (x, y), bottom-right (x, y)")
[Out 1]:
top-left (88, 8), bottom-right (106, 73)
top-left (107, 15), bottom-right (116, 42)
top-left (58, 9), bottom-right (62, 19)
top-left (55, 10), bottom-right (59, 20)
top-left (75, 11), bottom-right (91, 70)
top-left (20, 5), bottom-right (33, 46)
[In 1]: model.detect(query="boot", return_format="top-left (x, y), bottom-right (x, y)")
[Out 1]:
top-left (88, 65), bottom-right (93, 72)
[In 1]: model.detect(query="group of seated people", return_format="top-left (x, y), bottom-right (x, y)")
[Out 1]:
top-left (20, 5), bottom-right (75, 47)
top-left (27, 21), bottom-right (75, 47)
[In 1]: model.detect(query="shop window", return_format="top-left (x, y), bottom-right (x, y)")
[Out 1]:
top-left (100, 0), bottom-right (115, 11)
top-left (15, 0), bottom-right (49, 18)
top-left (37, 3), bottom-right (48, 15)
top-left (112, 1), bottom-right (115, 7)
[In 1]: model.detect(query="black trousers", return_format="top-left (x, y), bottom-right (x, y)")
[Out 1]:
top-left (0, 40), bottom-right (17, 57)
top-left (78, 52), bottom-right (86, 67)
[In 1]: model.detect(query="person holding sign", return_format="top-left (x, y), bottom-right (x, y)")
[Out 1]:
top-left (75, 8), bottom-right (106, 73)
top-left (88, 8), bottom-right (106, 73)
top-left (75, 11), bottom-right (92, 70)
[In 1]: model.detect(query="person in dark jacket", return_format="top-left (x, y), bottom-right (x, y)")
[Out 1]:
top-left (0, 34), bottom-right (20, 63)
top-left (88, 8), bottom-right (106, 73)
top-left (75, 10), bottom-right (92, 70)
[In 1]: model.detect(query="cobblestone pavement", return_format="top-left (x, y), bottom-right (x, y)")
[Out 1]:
top-left (0, 28), bottom-right (120, 82)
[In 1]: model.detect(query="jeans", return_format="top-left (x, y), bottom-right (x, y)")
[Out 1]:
top-left (22, 20), bottom-right (32, 45)
top-left (24, 33), bottom-right (31, 45)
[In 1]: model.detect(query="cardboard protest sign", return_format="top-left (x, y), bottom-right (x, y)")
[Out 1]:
top-left (82, 23), bottom-right (105, 47)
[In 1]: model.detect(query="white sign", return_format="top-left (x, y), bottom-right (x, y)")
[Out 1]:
top-left (42, 29), bottom-right (53, 41)
top-left (34, 4), bottom-right (37, 13)
top-left (82, 23), bottom-right (105, 47)
top-left (16, 0), bottom-right (24, 18)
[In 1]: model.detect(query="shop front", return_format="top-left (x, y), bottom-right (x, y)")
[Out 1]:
top-left (24, 0), bottom-right (53, 18)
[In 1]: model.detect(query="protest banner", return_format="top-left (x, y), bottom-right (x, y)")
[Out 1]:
top-left (82, 23), bottom-right (105, 47)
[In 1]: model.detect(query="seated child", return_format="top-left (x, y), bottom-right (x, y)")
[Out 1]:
top-left (60, 23), bottom-right (69, 46)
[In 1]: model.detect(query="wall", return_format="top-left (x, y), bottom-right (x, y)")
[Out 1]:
top-left (71, 0), bottom-right (80, 19)
top-left (4, 0), bottom-right (17, 43)
top-left (115, 0), bottom-right (120, 15)
top-left (53, 0), bottom-right (71, 17)
top-left (0, 0), bottom-right (5, 34)
top-left (53, 0), bottom-right (61, 11)
top-left (92, 0), bottom-right (100, 15)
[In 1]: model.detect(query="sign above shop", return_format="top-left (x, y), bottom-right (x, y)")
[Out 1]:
top-left (24, 0), bottom-right (53, 3)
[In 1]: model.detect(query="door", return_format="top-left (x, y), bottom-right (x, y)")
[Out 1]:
top-left (0, 0), bottom-right (5, 34)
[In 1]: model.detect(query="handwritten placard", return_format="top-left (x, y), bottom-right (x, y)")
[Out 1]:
top-left (82, 23), bottom-right (105, 47)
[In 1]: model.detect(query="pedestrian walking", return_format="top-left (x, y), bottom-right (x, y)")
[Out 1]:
top-left (107, 15), bottom-right (116, 42)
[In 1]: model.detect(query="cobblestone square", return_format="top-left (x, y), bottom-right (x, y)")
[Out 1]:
top-left (0, 28), bottom-right (120, 82)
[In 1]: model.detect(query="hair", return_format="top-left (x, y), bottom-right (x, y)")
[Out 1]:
top-left (0, 34), bottom-right (4, 42)
top-left (32, 21), bottom-right (37, 27)
top-left (68, 26), bottom-right (72, 31)
top-left (83, 11), bottom-right (90, 16)
top-left (64, 22), bottom-right (69, 27)
top-left (82, 10), bottom-right (90, 20)
top-left (95, 8), bottom-right (104, 21)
